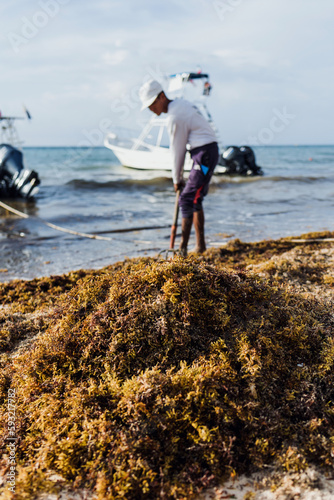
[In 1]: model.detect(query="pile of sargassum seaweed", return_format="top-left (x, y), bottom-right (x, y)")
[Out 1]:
top-left (0, 231), bottom-right (334, 500)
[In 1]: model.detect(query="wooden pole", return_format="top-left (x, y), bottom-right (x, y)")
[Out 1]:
top-left (169, 190), bottom-right (180, 249)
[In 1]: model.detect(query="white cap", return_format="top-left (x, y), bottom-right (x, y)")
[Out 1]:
top-left (139, 79), bottom-right (163, 111)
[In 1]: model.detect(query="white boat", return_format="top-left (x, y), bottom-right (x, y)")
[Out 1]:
top-left (104, 71), bottom-right (263, 177)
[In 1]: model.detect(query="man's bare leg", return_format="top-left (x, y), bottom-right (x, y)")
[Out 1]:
top-left (193, 209), bottom-right (206, 253)
top-left (179, 216), bottom-right (193, 257)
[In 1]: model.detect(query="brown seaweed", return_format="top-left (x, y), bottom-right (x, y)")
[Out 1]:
top-left (0, 233), bottom-right (333, 499)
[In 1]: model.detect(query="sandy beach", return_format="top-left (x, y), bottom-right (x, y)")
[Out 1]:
top-left (199, 467), bottom-right (334, 499)
top-left (2, 0), bottom-right (334, 494)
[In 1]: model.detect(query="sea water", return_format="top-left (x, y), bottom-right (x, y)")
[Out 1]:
top-left (0, 145), bottom-right (333, 281)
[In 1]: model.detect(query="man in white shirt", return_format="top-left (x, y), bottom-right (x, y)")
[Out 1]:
top-left (139, 79), bottom-right (219, 256)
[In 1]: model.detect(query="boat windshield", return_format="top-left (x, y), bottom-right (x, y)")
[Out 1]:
top-left (167, 72), bottom-right (212, 102)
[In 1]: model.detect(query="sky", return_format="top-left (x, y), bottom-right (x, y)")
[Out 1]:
top-left (0, 0), bottom-right (333, 147)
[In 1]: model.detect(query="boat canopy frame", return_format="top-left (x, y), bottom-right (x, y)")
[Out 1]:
top-left (0, 116), bottom-right (25, 149)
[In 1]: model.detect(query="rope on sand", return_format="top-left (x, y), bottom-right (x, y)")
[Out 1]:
top-left (0, 200), bottom-right (171, 241)
top-left (2, 200), bottom-right (333, 246)
top-left (0, 200), bottom-right (113, 241)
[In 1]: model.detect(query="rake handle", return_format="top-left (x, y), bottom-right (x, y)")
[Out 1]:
top-left (169, 189), bottom-right (180, 250)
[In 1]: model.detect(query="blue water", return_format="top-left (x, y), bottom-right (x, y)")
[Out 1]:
top-left (0, 145), bottom-right (333, 281)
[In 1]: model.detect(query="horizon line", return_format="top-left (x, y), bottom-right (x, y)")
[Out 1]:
top-left (21, 143), bottom-right (334, 148)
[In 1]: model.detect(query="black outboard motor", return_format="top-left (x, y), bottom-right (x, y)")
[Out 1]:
top-left (0, 144), bottom-right (40, 198)
top-left (219, 145), bottom-right (263, 176)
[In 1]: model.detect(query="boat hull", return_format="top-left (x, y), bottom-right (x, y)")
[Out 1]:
top-left (104, 138), bottom-right (232, 175)
top-left (104, 140), bottom-right (193, 171)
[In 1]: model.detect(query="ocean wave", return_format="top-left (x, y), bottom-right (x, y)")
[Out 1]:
top-left (65, 176), bottom-right (172, 190)
top-left (261, 175), bottom-right (331, 183)
top-left (64, 172), bottom-right (333, 193)
top-left (212, 174), bottom-right (331, 186)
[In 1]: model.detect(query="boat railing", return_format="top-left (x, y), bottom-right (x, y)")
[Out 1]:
top-left (0, 117), bottom-right (25, 149)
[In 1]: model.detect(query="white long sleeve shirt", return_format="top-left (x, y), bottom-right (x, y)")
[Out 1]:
top-left (167, 99), bottom-right (217, 184)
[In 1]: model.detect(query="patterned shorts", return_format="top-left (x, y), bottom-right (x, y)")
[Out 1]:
top-left (179, 142), bottom-right (219, 218)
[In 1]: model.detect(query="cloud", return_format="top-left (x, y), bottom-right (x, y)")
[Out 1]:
top-left (101, 49), bottom-right (129, 66)
top-left (1, 0), bottom-right (333, 145)
top-left (213, 48), bottom-right (270, 69)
